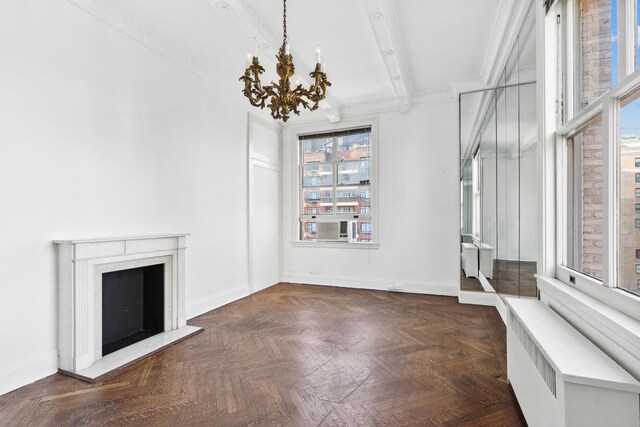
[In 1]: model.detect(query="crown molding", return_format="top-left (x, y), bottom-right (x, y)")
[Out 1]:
top-left (480, 0), bottom-right (532, 88)
top-left (66, 0), bottom-right (232, 95)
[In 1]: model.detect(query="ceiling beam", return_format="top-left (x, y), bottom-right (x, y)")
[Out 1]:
top-left (359, 0), bottom-right (412, 112)
top-left (210, 0), bottom-right (342, 123)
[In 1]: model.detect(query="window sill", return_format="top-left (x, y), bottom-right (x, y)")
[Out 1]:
top-left (290, 241), bottom-right (380, 250)
top-left (537, 275), bottom-right (640, 358)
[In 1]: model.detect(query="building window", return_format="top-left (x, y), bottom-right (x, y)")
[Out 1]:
top-left (298, 126), bottom-right (374, 242)
top-left (636, 249), bottom-right (640, 259)
top-left (555, 0), bottom-right (640, 303)
top-left (360, 223), bottom-right (372, 233)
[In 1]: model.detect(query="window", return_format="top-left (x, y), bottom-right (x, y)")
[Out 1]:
top-left (617, 88), bottom-right (640, 294)
top-left (574, 0), bottom-right (616, 111)
top-left (360, 223), bottom-right (372, 233)
top-left (565, 117), bottom-right (604, 280)
top-left (298, 127), bottom-right (374, 243)
top-left (555, 0), bottom-right (640, 303)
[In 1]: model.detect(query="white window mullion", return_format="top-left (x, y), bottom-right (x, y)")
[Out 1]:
top-left (332, 137), bottom-right (337, 217)
top-left (618, 0), bottom-right (636, 80)
top-left (602, 93), bottom-right (617, 288)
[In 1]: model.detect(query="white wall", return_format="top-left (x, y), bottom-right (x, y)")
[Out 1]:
top-left (249, 117), bottom-right (281, 293)
top-left (0, 1), bottom-right (259, 395)
top-left (281, 103), bottom-right (460, 296)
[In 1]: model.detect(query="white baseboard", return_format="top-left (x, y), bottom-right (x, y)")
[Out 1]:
top-left (478, 273), bottom-right (495, 292)
top-left (495, 295), bottom-right (507, 324)
top-left (0, 350), bottom-right (58, 396)
top-left (458, 290), bottom-right (498, 306)
top-left (186, 285), bottom-right (251, 319)
top-left (281, 274), bottom-right (459, 297)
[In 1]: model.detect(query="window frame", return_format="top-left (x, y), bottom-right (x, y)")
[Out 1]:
top-left (553, 0), bottom-right (640, 321)
top-left (292, 119), bottom-right (379, 247)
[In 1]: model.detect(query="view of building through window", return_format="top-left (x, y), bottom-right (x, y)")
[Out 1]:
top-left (567, 117), bottom-right (604, 280)
top-left (299, 128), bottom-right (372, 242)
top-left (567, 0), bottom-right (640, 295)
top-left (577, 0), bottom-right (614, 111)
top-left (619, 91), bottom-right (640, 295)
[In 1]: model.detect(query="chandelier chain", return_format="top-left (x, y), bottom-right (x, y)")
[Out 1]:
top-left (282, 0), bottom-right (287, 50)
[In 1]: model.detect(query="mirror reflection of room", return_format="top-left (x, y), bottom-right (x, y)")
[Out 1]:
top-left (459, 2), bottom-right (537, 299)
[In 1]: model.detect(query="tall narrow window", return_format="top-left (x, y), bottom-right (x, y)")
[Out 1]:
top-left (566, 117), bottom-right (604, 280)
top-left (617, 90), bottom-right (640, 295)
top-left (299, 127), bottom-right (373, 242)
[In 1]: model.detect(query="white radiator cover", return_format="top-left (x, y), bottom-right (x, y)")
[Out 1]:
top-left (506, 298), bottom-right (640, 427)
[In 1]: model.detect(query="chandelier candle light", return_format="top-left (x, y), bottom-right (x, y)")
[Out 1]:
top-left (239, 0), bottom-right (331, 122)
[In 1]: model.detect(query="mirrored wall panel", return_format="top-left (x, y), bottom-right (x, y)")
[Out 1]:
top-left (459, 1), bottom-right (537, 298)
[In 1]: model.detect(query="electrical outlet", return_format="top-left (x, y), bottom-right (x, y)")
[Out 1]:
top-left (388, 283), bottom-right (403, 292)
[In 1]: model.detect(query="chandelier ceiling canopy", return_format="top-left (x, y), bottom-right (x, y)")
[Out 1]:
top-left (239, 0), bottom-right (331, 122)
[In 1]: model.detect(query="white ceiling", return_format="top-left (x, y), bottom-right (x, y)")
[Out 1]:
top-left (82, 0), bottom-right (525, 123)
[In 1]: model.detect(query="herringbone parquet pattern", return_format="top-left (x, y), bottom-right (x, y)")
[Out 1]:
top-left (0, 283), bottom-right (525, 426)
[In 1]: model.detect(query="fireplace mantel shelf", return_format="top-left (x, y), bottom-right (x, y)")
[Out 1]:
top-left (53, 233), bottom-right (190, 244)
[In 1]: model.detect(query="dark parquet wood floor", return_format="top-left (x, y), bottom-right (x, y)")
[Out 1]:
top-left (0, 283), bottom-right (526, 426)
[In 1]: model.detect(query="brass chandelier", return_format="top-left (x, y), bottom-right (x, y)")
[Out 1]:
top-left (239, 0), bottom-right (331, 122)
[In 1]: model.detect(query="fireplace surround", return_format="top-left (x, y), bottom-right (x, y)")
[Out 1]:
top-left (54, 234), bottom-right (201, 382)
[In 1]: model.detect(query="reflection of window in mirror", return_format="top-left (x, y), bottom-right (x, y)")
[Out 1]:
top-left (472, 151), bottom-right (480, 239)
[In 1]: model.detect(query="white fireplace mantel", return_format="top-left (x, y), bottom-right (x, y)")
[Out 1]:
top-left (54, 233), bottom-right (201, 381)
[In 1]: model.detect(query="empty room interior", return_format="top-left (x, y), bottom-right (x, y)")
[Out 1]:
top-left (2, 0), bottom-right (640, 425)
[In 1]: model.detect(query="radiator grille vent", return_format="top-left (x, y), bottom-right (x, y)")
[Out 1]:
top-left (509, 311), bottom-right (557, 397)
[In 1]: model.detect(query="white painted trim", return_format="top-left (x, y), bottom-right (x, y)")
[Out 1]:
top-left (538, 275), bottom-right (640, 379)
top-left (358, 0), bottom-right (412, 112)
top-left (66, 0), bottom-right (224, 94)
top-left (0, 350), bottom-right (58, 396)
top-left (478, 272), bottom-right (496, 292)
top-left (290, 241), bottom-right (380, 250)
top-left (185, 284), bottom-right (251, 319)
top-left (495, 294), bottom-right (508, 323)
top-left (458, 291), bottom-right (498, 307)
top-left (281, 275), bottom-right (458, 297)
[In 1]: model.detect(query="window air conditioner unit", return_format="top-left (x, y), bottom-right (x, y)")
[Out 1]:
top-left (317, 220), bottom-right (350, 242)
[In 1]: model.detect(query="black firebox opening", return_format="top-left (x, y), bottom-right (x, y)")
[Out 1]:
top-left (102, 264), bottom-right (164, 356)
